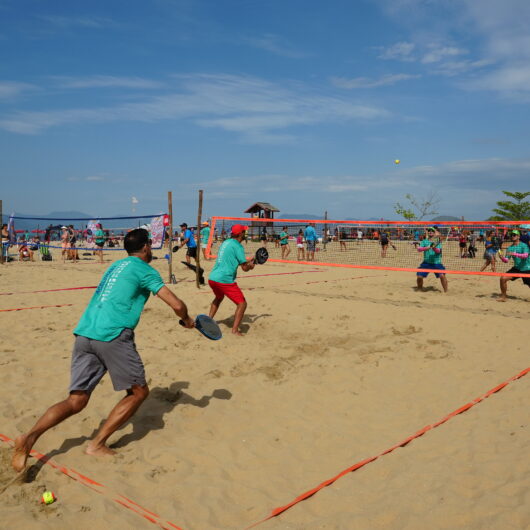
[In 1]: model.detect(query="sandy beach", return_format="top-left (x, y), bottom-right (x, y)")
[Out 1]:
top-left (0, 246), bottom-right (529, 529)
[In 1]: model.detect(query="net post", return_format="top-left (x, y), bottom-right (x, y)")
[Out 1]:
top-left (196, 190), bottom-right (203, 289)
top-left (323, 210), bottom-right (328, 251)
top-left (167, 191), bottom-right (176, 284)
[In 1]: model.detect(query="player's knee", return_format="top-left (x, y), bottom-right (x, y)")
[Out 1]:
top-left (68, 391), bottom-right (90, 413)
top-left (129, 384), bottom-right (149, 402)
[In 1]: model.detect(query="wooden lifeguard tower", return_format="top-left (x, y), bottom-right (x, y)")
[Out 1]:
top-left (244, 202), bottom-right (280, 240)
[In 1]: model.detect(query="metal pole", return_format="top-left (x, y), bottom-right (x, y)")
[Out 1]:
top-left (168, 191), bottom-right (176, 284)
top-left (196, 190), bottom-right (203, 289)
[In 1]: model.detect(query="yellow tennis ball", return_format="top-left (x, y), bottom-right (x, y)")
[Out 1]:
top-left (41, 491), bottom-right (56, 505)
top-left (394, 159), bottom-right (400, 164)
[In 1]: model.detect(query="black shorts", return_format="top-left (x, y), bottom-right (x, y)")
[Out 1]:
top-left (95, 242), bottom-right (104, 248)
top-left (187, 247), bottom-right (197, 259)
top-left (506, 267), bottom-right (530, 286)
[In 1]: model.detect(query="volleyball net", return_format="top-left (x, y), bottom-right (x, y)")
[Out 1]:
top-left (2, 213), bottom-right (169, 254)
top-left (205, 216), bottom-right (530, 278)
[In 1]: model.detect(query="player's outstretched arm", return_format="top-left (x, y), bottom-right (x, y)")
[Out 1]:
top-left (241, 258), bottom-right (255, 272)
top-left (157, 286), bottom-right (194, 327)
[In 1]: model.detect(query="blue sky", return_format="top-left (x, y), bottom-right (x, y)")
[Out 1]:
top-left (1, 0), bottom-right (530, 221)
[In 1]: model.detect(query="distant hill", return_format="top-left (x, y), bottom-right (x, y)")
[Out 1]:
top-left (431, 215), bottom-right (461, 222)
top-left (279, 213), bottom-right (323, 220)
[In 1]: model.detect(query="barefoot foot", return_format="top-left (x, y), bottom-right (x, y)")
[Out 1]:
top-left (85, 443), bottom-right (116, 457)
top-left (12, 434), bottom-right (31, 472)
top-left (231, 330), bottom-right (244, 336)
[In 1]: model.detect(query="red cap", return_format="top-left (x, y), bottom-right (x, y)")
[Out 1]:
top-left (231, 224), bottom-right (248, 235)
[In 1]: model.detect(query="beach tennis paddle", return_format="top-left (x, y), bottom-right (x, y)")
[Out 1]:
top-left (179, 314), bottom-right (222, 340)
top-left (254, 247), bottom-right (269, 265)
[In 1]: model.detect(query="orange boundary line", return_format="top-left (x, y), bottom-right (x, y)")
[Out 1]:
top-left (0, 304), bottom-right (74, 312)
top-left (0, 434), bottom-right (184, 530)
top-left (245, 366), bottom-right (530, 528)
top-left (206, 255), bottom-right (530, 279)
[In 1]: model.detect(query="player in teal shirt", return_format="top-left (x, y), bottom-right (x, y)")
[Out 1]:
top-left (415, 226), bottom-right (448, 293)
top-left (498, 229), bottom-right (530, 302)
top-left (74, 255), bottom-right (165, 341)
top-left (279, 226), bottom-right (291, 259)
top-left (200, 221), bottom-right (211, 261)
top-left (11, 229), bottom-right (195, 472)
top-left (208, 224), bottom-right (255, 335)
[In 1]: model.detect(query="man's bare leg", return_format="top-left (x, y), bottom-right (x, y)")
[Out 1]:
top-left (12, 391), bottom-right (90, 472)
top-left (232, 301), bottom-right (247, 336)
top-left (498, 277), bottom-right (508, 302)
top-left (86, 384), bottom-right (149, 456)
top-left (209, 297), bottom-right (223, 319)
top-left (440, 275), bottom-right (448, 293)
top-left (416, 277), bottom-right (424, 291)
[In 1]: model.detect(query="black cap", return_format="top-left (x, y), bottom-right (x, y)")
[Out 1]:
top-left (180, 223), bottom-right (187, 227)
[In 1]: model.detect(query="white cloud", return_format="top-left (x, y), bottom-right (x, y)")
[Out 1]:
top-left (331, 73), bottom-right (420, 89)
top-left (195, 157), bottom-right (530, 199)
top-left (53, 76), bottom-right (164, 90)
top-left (377, 41), bottom-right (415, 61)
top-left (38, 15), bottom-right (115, 29)
top-left (246, 33), bottom-right (307, 59)
top-left (0, 81), bottom-right (35, 100)
top-left (0, 74), bottom-right (391, 140)
top-left (421, 46), bottom-right (467, 64)
top-left (375, 0), bottom-right (530, 95)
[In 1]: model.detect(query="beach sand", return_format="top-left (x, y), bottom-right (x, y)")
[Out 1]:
top-left (0, 246), bottom-right (529, 529)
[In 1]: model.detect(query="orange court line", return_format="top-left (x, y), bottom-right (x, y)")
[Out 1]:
top-left (0, 433), bottom-right (184, 530)
top-left (0, 304), bottom-right (74, 312)
top-left (245, 366), bottom-right (530, 528)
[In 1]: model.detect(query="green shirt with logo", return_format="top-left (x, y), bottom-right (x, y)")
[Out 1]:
top-left (209, 238), bottom-right (247, 284)
top-left (507, 242), bottom-right (530, 271)
top-left (420, 238), bottom-right (443, 265)
top-left (74, 256), bottom-right (165, 341)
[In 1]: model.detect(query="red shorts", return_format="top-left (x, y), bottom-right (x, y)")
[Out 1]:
top-left (208, 280), bottom-right (245, 304)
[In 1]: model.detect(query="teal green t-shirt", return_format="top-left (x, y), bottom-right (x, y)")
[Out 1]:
top-left (200, 226), bottom-right (210, 245)
top-left (280, 231), bottom-right (288, 245)
top-left (74, 256), bottom-right (165, 341)
top-left (209, 238), bottom-right (247, 284)
top-left (420, 238), bottom-right (443, 265)
top-left (507, 242), bottom-right (530, 271)
top-left (95, 229), bottom-right (105, 244)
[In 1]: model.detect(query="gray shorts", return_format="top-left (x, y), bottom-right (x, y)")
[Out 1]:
top-left (70, 329), bottom-right (146, 393)
top-left (307, 240), bottom-right (316, 251)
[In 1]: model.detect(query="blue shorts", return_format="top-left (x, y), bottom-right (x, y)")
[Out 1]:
top-left (417, 262), bottom-right (446, 278)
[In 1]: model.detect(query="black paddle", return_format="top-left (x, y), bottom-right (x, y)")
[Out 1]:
top-left (179, 314), bottom-right (222, 340)
top-left (253, 247), bottom-right (269, 265)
